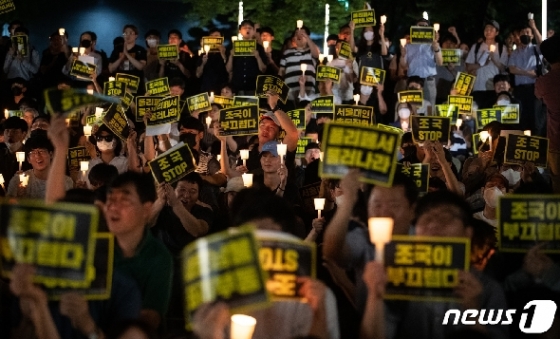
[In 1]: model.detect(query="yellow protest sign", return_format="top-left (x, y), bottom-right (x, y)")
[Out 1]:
top-left (70, 60), bottom-right (96, 78)
top-left (219, 105), bottom-right (259, 136)
top-left (316, 66), bottom-right (341, 83)
top-left (103, 80), bottom-right (127, 97)
top-left (384, 236), bottom-right (470, 302)
top-left (6, 110), bottom-right (22, 118)
top-left (181, 226), bottom-right (270, 329)
top-left (0, 200), bottom-right (99, 287)
top-left (504, 134), bottom-right (549, 168)
top-left (233, 40), bottom-right (257, 56)
top-left (377, 124), bottom-right (404, 135)
top-left (201, 36), bottom-right (224, 52)
top-left (497, 195), bottom-right (560, 253)
top-left (119, 91), bottom-right (135, 112)
top-left (411, 116), bottom-right (451, 143)
top-left (102, 104), bottom-right (130, 141)
top-left (44, 88), bottom-right (119, 116)
top-left (148, 96), bottom-right (181, 126)
top-left (232, 96), bottom-right (259, 107)
top-left (286, 109), bottom-right (306, 130)
top-left (0, 0), bottom-right (16, 15)
top-left (310, 95), bottom-right (334, 114)
top-left (435, 104), bottom-right (459, 125)
top-left (351, 9), bottom-right (376, 28)
top-left (338, 41), bottom-right (353, 60)
top-left (157, 44), bottom-right (179, 60)
top-left (11, 34), bottom-right (28, 57)
top-left (115, 73), bottom-right (140, 93)
top-left (149, 142), bottom-right (197, 184)
top-left (213, 96), bottom-right (234, 108)
top-left (476, 108), bottom-right (501, 128)
top-left (334, 104), bottom-right (375, 125)
top-left (494, 104), bottom-right (520, 124)
top-left (359, 66), bottom-right (386, 86)
top-left (146, 77), bottom-right (170, 96)
top-left (296, 137), bottom-right (312, 159)
top-left (186, 93), bottom-right (211, 112)
top-left (410, 26), bottom-right (435, 44)
top-left (442, 49), bottom-right (462, 66)
top-left (448, 95), bottom-right (473, 114)
top-left (453, 72), bottom-right (475, 96)
top-left (67, 147), bottom-right (91, 173)
top-left (398, 90), bottom-right (423, 107)
top-left (135, 96), bottom-right (163, 122)
top-left (255, 75), bottom-right (290, 103)
top-left (320, 122), bottom-right (401, 186)
top-left (397, 163), bottom-right (429, 192)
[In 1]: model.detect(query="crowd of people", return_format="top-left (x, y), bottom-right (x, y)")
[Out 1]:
top-left (0, 7), bottom-right (560, 339)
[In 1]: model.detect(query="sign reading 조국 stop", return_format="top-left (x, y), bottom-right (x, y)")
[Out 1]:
top-left (149, 142), bottom-right (197, 185)
top-left (504, 134), bottom-right (549, 168)
top-left (411, 116), bottom-right (451, 143)
top-left (319, 122), bottom-right (401, 187)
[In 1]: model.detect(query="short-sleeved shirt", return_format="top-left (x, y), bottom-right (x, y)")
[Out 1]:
top-left (114, 228), bottom-right (173, 318)
top-left (535, 68), bottom-right (560, 151)
top-left (198, 52), bottom-right (229, 94)
top-left (405, 44), bottom-right (437, 78)
top-left (231, 43), bottom-right (268, 92)
top-left (465, 42), bottom-right (509, 91)
top-left (279, 48), bottom-right (316, 97)
top-left (328, 58), bottom-right (359, 102)
top-left (109, 44), bottom-right (147, 92)
top-left (7, 169), bottom-right (74, 199)
top-left (508, 43), bottom-right (541, 86)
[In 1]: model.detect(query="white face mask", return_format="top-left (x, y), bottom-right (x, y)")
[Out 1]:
top-left (497, 99), bottom-right (510, 106)
top-left (483, 186), bottom-right (503, 208)
top-left (335, 195), bottom-right (344, 206)
top-left (146, 39), bottom-right (158, 48)
top-left (501, 169), bottom-right (521, 186)
top-left (97, 140), bottom-right (114, 151)
top-left (364, 31), bottom-right (374, 41)
top-left (398, 108), bottom-right (411, 119)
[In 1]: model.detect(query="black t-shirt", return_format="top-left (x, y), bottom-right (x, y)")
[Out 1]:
top-left (231, 43), bottom-right (268, 92)
top-left (264, 49), bottom-right (282, 76)
top-left (109, 44), bottom-right (147, 93)
top-left (40, 49), bottom-right (69, 88)
top-left (197, 52), bottom-right (228, 94)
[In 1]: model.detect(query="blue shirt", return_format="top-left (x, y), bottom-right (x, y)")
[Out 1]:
top-left (508, 43), bottom-right (541, 86)
top-left (405, 44), bottom-right (437, 78)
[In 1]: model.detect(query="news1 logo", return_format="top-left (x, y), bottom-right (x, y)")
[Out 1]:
top-left (443, 300), bottom-right (557, 333)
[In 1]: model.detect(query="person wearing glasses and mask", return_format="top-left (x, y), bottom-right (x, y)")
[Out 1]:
top-left (63, 31), bottom-right (103, 81)
top-left (7, 131), bottom-right (73, 199)
top-left (86, 125), bottom-right (130, 179)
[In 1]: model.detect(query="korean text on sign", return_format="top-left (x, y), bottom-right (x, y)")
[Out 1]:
top-left (219, 105), bottom-right (259, 136)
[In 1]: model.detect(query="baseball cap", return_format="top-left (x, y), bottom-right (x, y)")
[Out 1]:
top-left (485, 20), bottom-right (500, 31)
top-left (260, 141), bottom-right (279, 156)
top-left (260, 112), bottom-right (281, 127)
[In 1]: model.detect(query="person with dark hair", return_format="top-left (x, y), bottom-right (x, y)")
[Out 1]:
top-left (30, 114), bottom-right (50, 132)
top-left (3, 26), bottom-right (40, 83)
top-left (40, 30), bottom-right (71, 89)
top-left (422, 139), bottom-right (464, 195)
top-left (84, 125), bottom-right (130, 183)
top-left (535, 33), bottom-right (560, 193)
top-left (470, 218), bottom-right (497, 272)
top-left (391, 101), bottom-right (416, 131)
top-left (159, 29), bottom-right (195, 94)
top-left (473, 173), bottom-right (508, 227)
top-left (88, 163), bottom-right (119, 190)
top-left (143, 28), bottom-right (161, 81)
top-left (402, 76), bottom-right (432, 115)
top-left (63, 31), bottom-right (103, 82)
top-left (7, 130), bottom-right (73, 198)
top-left (0, 116), bottom-right (31, 186)
top-left (2, 77), bottom-right (31, 110)
top-left (105, 171), bottom-right (173, 330)
top-left (196, 28), bottom-right (228, 94)
top-left (107, 319), bottom-right (158, 339)
top-left (108, 24), bottom-right (147, 93)
top-left (259, 26), bottom-right (281, 76)
top-left (435, 26), bottom-right (465, 104)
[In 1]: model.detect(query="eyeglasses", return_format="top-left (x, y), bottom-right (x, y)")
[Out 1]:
top-left (29, 149), bottom-right (49, 157)
top-left (96, 135), bottom-right (114, 142)
top-left (122, 32), bottom-right (136, 37)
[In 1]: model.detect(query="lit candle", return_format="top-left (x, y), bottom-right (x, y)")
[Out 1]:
top-left (83, 125), bottom-right (92, 137)
top-left (277, 142), bottom-right (287, 164)
top-left (297, 20), bottom-right (303, 29)
top-left (0, 173), bottom-right (4, 187)
top-left (108, 76), bottom-right (115, 82)
top-left (528, 12), bottom-right (534, 20)
top-left (318, 53), bottom-right (324, 62)
top-left (65, 118), bottom-right (70, 126)
top-left (87, 88), bottom-right (94, 95)
top-left (380, 15), bottom-right (387, 24)
top-left (231, 314), bottom-right (257, 339)
top-left (433, 23), bottom-right (440, 32)
top-left (319, 151), bottom-right (324, 162)
top-left (217, 154), bottom-right (221, 162)
top-left (72, 47), bottom-right (78, 54)
top-left (19, 173), bottom-right (29, 187)
top-left (300, 63), bottom-right (307, 74)
top-left (209, 91), bottom-right (215, 103)
top-left (489, 135), bottom-right (493, 151)
top-left (240, 149), bottom-right (249, 167)
top-left (241, 173), bottom-right (253, 188)
top-left (400, 38), bottom-right (406, 47)
top-left (238, 33), bottom-right (243, 40)
top-left (489, 44), bottom-right (496, 53)
top-left (232, 36), bottom-right (238, 42)
top-left (80, 161), bottom-right (89, 180)
top-left (422, 11), bottom-right (429, 21)
top-left (263, 40), bottom-right (270, 50)
top-left (79, 47), bottom-right (86, 55)
top-left (59, 28), bottom-right (65, 35)
top-left (479, 131), bottom-right (489, 146)
top-left (368, 217), bottom-right (394, 263)
top-left (524, 130), bottom-right (531, 136)
top-left (95, 107), bottom-right (104, 118)
top-left (401, 121), bottom-right (409, 131)
top-left (353, 94), bottom-right (360, 105)
top-left (198, 49), bottom-right (203, 56)
top-left (314, 198), bottom-right (326, 218)
top-left (204, 44), bottom-right (210, 54)
top-left (456, 118), bottom-right (463, 129)
top-left (4, 109), bottom-right (8, 119)
top-left (326, 55), bottom-right (333, 62)
top-left (205, 115), bottom-right (212, 129)
top-left (16, 151), bottom-right (25, 171)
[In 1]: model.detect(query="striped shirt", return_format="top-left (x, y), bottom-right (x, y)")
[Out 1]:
top-left (280, 48), bottom-right (316, 99)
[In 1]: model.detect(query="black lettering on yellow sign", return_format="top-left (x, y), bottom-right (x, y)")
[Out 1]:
top-left (333, 104), bottom-right (375, 126)
top-left (187, 93), bottom-right (211, 113)
top-left (181, 226), bottom-right (270, 329)
top-left (149, 142), bottom-right (197, 184)
top-left (442, 49), bottom-right (462, 66)
top-left (233, 40), bottom-right (257, 56)
top-left (448, 95), bottom-right (473, 114)
top-left (103, 81), bottom-right (127, 98)
top-left (255, 75), bottom-right (289, 103)
top-left (299, 182), bottom-right (322, 216)
top-left (135, 96), bottom-right (163, 122)
top-left (435, 104), bottom-right (459, 125)
top-left (7, 110), bottom-right (23, 118)
top-left (476, 108), bottom-right (501, 128)
top-left (115, 73), bottom-right (140, 93)
top-left (411, 116), bottom-right (451, 143)
top-left (0, 0), bottom-right (16, 15)
top-left (0, 200), bottom-right (99, 287)
top-left (149, 96), bottom-right (181, 126)
top-left (338, 42), bottom-right (353, 60)
top-left (398, 90), bottom-right (423, 107)
top-left (102, 104), bottom-right (130, 141)
top-left (286, 109), bottom-right (306, 130)
top-left (320, 122), bottom-right (401, 186)
top-left (219, 105), bottom-right (259, 136)
top-left (157, 44), bottom-right (179, 60)
top-left (311, 95), bottom-right (335, 114)
top-left (472, 133), bottom-right (481, 155)
top-left (296, 138), bottom-right (312, 158)
top-left (145, 77), bottom-right (170, 96)
top-left (351, 9), bottom-right (376, 28)
top-left (213, 96), bottom-right (234, 108)
top-left (504, 134), bottom-right (549, 168)
top-left (11, 34), bottom-right (28, 57)
top-left (70, 60), bottom-right (96, 78)
top-left (377, 124), bottom-right (405, 135)
top-left (409, 26), bottom-right (435, 44)
top-left (384, 235), bottom-right (470, 302)
top-left (44, 88), bottom-right (119, 116)
top-left (232, 96), bottom-right (259, 107)
top-left (453, 72), bottom-right (475, 96)
top-left (256, 232), bottom-right (316, 300)
top-left (494, 104), bottom-right (520, 124)
top-left (119, 91), bottom-right (134, 112)
top-left (316, 66), bottom-right (341, 83)
top-left (67, 146), bottom-right (91, 173)
top-left (498, 195), bottom-right (560, 253)
top-left (359, 66), bottom-right (386, 86)
top-left (397, 163), bottom-right (429, 192)
top-left (201, 36), bottom-right (224, 52)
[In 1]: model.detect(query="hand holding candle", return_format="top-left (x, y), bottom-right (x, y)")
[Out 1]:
top-left (528, 12), bottom-right (534, 20)
top-left (263, 40), bottom-right (270, 51)
top-left (16, 152), bottom-right (25, 171)
top-left (4, 109), bottom-right (8, 119)
top-left (401, 121), bottom-right (409, 131)
top-left (433, 23), bottom-right (440, 32)
top-left (380, 15), bottom-right (387, 25)
top-left (300, 63), bottom-right (307, 74)
top-left (368, 217), bottom-right (394, 263)
top-left (353, 94), bottom-right (360, 105)
top-left (83, 125), bottom-right (92, 137)
top-left (79, 47), bottom-right (86, 55)
top-left (209, 91), bottom-right (215, 103)
top-left (204, 45), bottom-right (210, 54)
top-left (205, 115), bottom-right (212, 129)
top-left (277, 142), bottom-right (287, 164)
top-left (19, 173), bottom-right (29, 187)
top-left (231, 314), bottom-right (257, 339)
top-left (241, 173), bottom-right (253, 187)
top-left (422, 11), bottom-right (429, 21)
top-left (72, 47), bottom-right (79, 54)
top-left (489, 44), bottom-right (496, 53)
top-left (108, 76), bottom-right (115, 82)
top-left (456, 118), bottom-right (463, 129)
top-left (80, 161), bottom-right (89, 181)
top-left (240, 149), bottom-right (249, 167)
top-left (0, 173), bottom-right (4, 188)
top-left (524, 130), bottom-right (531, 136)
top-left (59, 28), bottom-right (65, 36)
top-left (314, 198), bottom-right (325, 218)
top-left (297, 20), bottom-right (303, 29)
top-left (400, 39), bottom-right (406, 47)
